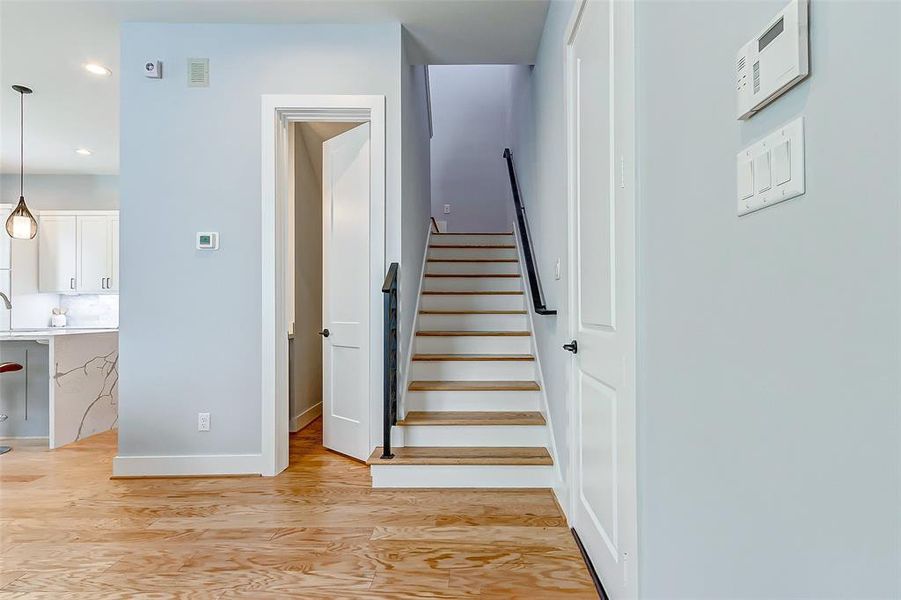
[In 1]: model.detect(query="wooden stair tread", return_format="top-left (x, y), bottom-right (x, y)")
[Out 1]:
top-left (432, 232), bottom-right (513, 236)
top-left (427, 259), bottom-right (519, 263)
top-left (419, 310), bottom-right (527, 315)
top-left (425, 273), bottom-right (521, 278)
top-left (412, 353), bottom-right (535, 361)
top-left (367, 446), bottom-right (552, 466)
top-left (416, 330), bottom-right (530, 337)
top-left (408, 380), bottom-right (541, 392)
top-left (398, 411), bottom-right (546, 426)
top-left (422, 291), bottom-right (523, 296)
top-left (430, 244), bottom-right (516, 249)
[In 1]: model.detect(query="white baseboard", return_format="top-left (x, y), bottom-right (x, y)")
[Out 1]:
top-left (289, 402), bottom-right (322, 433)
top-left (112, 453), bottom-right (263, 477)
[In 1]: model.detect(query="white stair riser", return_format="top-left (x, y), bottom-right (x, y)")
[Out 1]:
top-left (402, 425), bottom-right (547, 447)
top-left (419, 313), bottom-right (527, 331)
top-left (429, 247), bottom-right (518, 260)
top-left (410, 360), bottom-right (536, 381)
top-left (405, 390), bottom-right (541, 412)
top-left (420, 294), bottom-right (525, 312)
top-left (426, 261), bottom-right (520, 275)
top-left (423, 277), bottom-right (522, 292)
top-left (431, 234), bottom-right (515, 245)
top-left (415, 335), bottom-right (531, 354)
top-left (370, 465), bottom-right (554, 488)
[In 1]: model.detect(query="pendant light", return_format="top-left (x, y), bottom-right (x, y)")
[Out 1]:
top-left (6, 85), bottom-right (37, 240)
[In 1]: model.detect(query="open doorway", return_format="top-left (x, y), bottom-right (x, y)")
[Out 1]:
top-left (261, 95), bottom-right (386, 477)
top-left (288, 120), bottom-right (366, 462)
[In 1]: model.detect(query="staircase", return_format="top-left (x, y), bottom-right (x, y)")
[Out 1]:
top-left (368, 231), bottom-right (555, 488)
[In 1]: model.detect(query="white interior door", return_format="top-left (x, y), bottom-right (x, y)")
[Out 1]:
top-left (568, 1), bottom-right (637, 598)
top-left (322, 122), bottom-right (371, 461)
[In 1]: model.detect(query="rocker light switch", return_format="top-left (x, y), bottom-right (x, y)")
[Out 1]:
top-left (754, 152), bottom-right (772, 193)
top-left (772, 140), bottom-right (791, 185)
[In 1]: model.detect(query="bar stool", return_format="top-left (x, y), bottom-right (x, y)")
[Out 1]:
top-left (0, 362), bottom-right (23, 456)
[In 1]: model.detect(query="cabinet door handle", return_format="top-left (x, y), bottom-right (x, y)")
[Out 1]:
top-left (70, 277), bottom-right (75, 290)
top-left (101, 278), bottom-right (106, 290)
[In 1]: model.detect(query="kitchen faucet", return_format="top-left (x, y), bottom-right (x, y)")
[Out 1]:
top-left (0, 292), bottom-right (10, 310)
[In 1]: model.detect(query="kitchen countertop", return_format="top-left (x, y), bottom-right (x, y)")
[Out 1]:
top-left (0, 328), bottom-right (118, 342)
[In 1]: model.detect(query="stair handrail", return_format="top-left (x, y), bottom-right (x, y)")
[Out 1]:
top-left (502, 148), bottom-right (556, 316)
top-left (380, 262), bottom-right (400, 459)
top-left (430, 216), bottom-right (441, 233)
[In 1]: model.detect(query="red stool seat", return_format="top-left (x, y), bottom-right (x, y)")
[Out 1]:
top-left (0, 362), bottom-right (23, 374)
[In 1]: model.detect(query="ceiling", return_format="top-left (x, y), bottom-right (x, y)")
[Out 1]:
top-left (0, 0), bottom-right (549, 176)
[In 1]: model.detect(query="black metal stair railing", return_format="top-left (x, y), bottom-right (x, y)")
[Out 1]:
top-left (503, 148), bottom-right (556, 316)
top-left (380, 262), bottom-right (399, 459)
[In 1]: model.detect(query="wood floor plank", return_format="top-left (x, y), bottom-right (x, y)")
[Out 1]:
top-left (397, 411), bottom-right (546, 426)
top-left (0, 419), bottom-right (589, 596)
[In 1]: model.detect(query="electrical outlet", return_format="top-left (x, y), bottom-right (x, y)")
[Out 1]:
top-left (443, 204), bottom-right (451, 214)
top-left (198, 412), bottom-right (210, 432)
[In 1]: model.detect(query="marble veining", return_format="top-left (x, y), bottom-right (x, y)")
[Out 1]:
top-left (52, 332), bottom-right (118, 447)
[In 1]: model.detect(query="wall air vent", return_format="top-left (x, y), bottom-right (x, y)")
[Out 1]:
top-left (187, 58), bottom-right (209, 87)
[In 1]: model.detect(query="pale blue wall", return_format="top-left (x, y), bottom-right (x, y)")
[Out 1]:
top-left (118, 23), bottom-right (404, 457)
top-left (635, 1), bottom-right (900, 596)
top-left (514, 0), bottom-right (901, 597)
top-left (429, 65), bottom-right (520, 232)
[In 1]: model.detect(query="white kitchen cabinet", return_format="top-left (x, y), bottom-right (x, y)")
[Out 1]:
top-left (39, 211), bottom-right (118, 294)
top-left (39, 215), bottom-right (78, 292)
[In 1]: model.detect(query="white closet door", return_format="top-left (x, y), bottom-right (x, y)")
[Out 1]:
top-left (321, 122), bottom-right (371, 461)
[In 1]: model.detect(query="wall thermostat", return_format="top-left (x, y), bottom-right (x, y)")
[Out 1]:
top-left (144, 60), bottom-right (162, 79)
top-left (196, 232), bottom-right (219, 250)
top-left (736, 0), bottom-right (809, 120)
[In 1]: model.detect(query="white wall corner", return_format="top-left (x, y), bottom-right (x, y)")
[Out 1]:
top-left (112, 453), bottom-right (263, 477)
top-left (289, 402), bottom-right (322, 433)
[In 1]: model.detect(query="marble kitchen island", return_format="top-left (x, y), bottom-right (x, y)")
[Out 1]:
top-left (0, 329), bottom-right (118, 448)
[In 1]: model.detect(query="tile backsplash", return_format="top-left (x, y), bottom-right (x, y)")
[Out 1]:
top-left (59, 295), bottom-right (119, 328)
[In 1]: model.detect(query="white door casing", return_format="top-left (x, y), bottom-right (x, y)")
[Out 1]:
top-left (566, 1), bottom-right (638, 598)
top-left (260, 95), bottom-right (386, 477)
top-left (322, 123), bottom-right (371, 461)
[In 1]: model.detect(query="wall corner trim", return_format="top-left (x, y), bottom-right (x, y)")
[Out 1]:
top-left (112, 453), bottom-right (263, 477)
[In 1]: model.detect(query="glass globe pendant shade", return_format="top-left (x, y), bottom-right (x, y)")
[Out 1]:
top-left (6, 197), bottom-right (37, 240)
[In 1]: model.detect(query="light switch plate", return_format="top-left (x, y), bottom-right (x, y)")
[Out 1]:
top-left (737, 116), bottom-right (804, 216)
top-left (443, 204), bottom-right (451, 214)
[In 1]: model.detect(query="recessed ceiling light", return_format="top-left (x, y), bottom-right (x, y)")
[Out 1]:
top-left (84, 63), bottom-right (111, 76)
top-left (75, 148), bottom-right (92, 156)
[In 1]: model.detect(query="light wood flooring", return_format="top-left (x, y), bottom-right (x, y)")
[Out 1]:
top-left (0, 419), bottom-right (596, 598)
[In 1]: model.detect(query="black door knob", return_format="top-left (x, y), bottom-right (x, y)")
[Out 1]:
top-left (563, 340), bottom-right (578, 354)
top-left (318, 329), bottom-right (330, 338)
